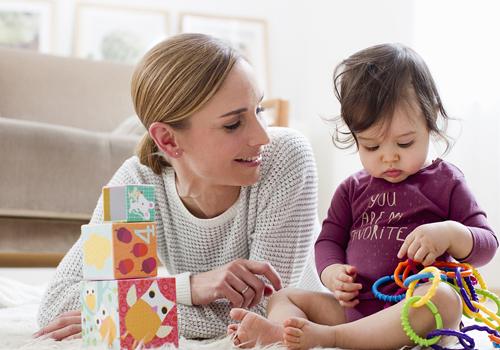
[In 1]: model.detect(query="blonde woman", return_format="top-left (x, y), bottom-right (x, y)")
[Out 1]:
top-left (35, 33), bottom-right (321, 341)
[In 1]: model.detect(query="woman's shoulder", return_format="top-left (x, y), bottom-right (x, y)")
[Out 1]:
top-left (110, 156), bottom-right (163, 185)
top-left (255, 127), bottom-right (317, 191)
top-left (263, 127), bottom-right (315, 166)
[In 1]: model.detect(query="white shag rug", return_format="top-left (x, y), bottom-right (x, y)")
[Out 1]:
top-left (0, 276), bottom-right (495, 350)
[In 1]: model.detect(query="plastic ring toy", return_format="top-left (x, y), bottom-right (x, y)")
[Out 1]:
top-left (489, 333), bottom-right (500, 345)
top-left (406, 266), bottom-right (441, 308)
top-left (461, 324), bottom-right (500, 337)
top-left (403, 272), bottom-right (447, 288)
top-left (455, 268), bottom-right (478, 313)
top-left (462, 300), bottom-right (500, 330)
top-left (471, 268), bottom-right (487, 302)
top-left (372, 275), bottom-right (406, 303)
top-left (474, 288), bottom-right (500, 314)
top-left (394, 261), bottom-right (411, 288)
top-left (463, 276), bottom-right (478, 302)
top-left (401, 295), bottom-right (443, 347)
top-left (426, 328), bottom-right (475, 350)
top-left (462, 324), bottom-right (500, 336)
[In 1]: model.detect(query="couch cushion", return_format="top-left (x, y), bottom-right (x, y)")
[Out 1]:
top-left (0, 117), bottom-right (139, 218)
top-left (0, 48), bottom-right (135, 132)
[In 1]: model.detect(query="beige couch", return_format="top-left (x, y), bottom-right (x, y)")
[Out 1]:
top-left (0, 48), bottom-right (142, 266)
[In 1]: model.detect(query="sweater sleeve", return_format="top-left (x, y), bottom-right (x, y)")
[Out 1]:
top-left (315, 178), bottom-right (353, 279)
top-left (36, 157), bottom-right (163, 327)
top-left (250, 129), bottom-right (320, 291)
top-left (448, 176), bottom-right (498, 266)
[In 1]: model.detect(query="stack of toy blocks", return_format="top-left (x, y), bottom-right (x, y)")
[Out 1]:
top-left (81, 185), bottom-right (178, 349)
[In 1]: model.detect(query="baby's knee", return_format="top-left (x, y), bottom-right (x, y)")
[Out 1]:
top-left (268, 288), bottom-right (308, 309)
top-left (419, 283), bottom-right (462, 328)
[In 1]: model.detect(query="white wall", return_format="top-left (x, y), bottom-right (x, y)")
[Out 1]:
top-left (413, 0), bottom-right (500, 287)
top-left (45, 0), bottom-right (499, 285)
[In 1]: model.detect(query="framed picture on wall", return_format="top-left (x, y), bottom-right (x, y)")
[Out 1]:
top-left (74, 3), bottom-right (170, 64)
top-left (180, 13), bottom-right (270, 94)
top-left (0, 0), bottom-right (54, 52)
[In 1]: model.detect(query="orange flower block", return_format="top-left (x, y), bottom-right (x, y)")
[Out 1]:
top-left (82, 222), bottom-right (158, 280)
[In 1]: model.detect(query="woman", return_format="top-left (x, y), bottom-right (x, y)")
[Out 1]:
top-left (35, 33), bottom-right (321, 340)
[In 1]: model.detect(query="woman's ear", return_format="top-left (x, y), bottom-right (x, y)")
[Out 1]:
top-left (148, 122), bottom-right (183, 158)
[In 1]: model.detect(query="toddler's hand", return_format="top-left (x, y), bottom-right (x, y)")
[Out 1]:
top-left (397, 222), bottom-right (451, 266)
top-left (321, 264), bottom-right (362, 308)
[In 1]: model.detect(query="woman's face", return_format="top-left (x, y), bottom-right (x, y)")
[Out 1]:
top-left (174, 60), bottom-right (270, 187)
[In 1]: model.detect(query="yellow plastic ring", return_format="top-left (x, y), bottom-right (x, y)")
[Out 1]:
top-left (406, 266), bottom-right (441, 308)
top-left (462, 300), bottom-right (500, 330)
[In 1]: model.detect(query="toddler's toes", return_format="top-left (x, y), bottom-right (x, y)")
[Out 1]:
top-left (283, 316), bottom-right (307, 329)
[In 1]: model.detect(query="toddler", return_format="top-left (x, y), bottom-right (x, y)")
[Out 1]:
top-left (228, 43), bottom-right (498, 349)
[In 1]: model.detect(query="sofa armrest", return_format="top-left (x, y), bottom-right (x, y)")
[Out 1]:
top-left (0, 118), bottom-right (139, 218)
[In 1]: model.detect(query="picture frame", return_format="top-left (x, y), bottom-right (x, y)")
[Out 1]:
top-left (73, 3), bottom-right (170, 64)
top-left (179, 13), bottom-right (270, 94)
top-left (0, 0), bottom-right (54, 52)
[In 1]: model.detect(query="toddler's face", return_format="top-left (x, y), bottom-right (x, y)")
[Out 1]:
top-left (355, 99), bottom-right (430, 183)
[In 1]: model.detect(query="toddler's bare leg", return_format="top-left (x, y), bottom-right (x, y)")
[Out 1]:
top-left (229, 288), bottom-right (345, 348)
top-left (284, 282), bottom-right (462, 350)
top-left (267, 288), bottom-right (346, 325)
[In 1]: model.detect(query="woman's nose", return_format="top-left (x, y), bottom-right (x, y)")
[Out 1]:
top-left (249, 115), bottom-right (270, 146)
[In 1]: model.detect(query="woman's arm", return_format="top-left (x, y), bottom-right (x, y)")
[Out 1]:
top-left (249, 129), bottom-right (321, 292)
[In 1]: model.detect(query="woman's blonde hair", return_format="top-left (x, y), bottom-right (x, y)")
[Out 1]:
top-left (132, 33), bottom-right (240, 174)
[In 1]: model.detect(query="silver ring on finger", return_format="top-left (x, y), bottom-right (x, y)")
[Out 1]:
top-left (241, 286), bottom-right (250, 294)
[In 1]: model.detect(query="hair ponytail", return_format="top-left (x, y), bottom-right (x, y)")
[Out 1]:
top-left (136, 133), bottom-right (169, 175)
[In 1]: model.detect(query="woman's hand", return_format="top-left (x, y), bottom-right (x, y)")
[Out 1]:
top-left (190, 259), bottom-right (282, 308)
top-left (321, 264), bottom-right (362, 308)
top-left (397, 221), bottom-right (473, 265)
top-left (33, 310), bottom-right (82, 341)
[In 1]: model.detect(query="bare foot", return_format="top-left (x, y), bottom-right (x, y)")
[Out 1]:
top-left (283, 317), bottom-right (335, 350)
top-left (229, 308), bottom-right (283, 348)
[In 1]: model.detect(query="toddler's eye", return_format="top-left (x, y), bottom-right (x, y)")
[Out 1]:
top-left (398, 141), bottom-right (414, 148)
top-left (364, 145), bottom-right (379, 151)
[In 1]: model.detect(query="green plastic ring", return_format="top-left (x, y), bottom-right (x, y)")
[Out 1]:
top-left (401, 295), bottom-right (443, 346)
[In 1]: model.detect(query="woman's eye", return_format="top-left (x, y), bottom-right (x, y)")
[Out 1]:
top-left (398, 141), bottom-right (414, 148)
top-left (256, 106), bottom-right (265, 114)
top-left (224, 120), bottom-right (241, 130)
top-left (364, 145), bottom-right (379, 151)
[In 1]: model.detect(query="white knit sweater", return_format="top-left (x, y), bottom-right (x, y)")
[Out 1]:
top-left (37, 127), bottom-right (322, 339)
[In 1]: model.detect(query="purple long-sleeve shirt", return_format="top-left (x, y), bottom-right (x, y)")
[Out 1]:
top-left (315, 159), bottom-right (498, 320)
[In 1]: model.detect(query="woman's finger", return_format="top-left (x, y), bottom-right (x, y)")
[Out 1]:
top-left (62, 332), bottom-right (82, 341)
top-left (44, 321), bottom-right (82, 341)
top-left (235, 264), bottom-right (266, 308)
top-left (243, 260), bottom-right (282, 291)
top-left (222, 280), bottom-right (245, 308)
top-left (33, 315), bottom-right (81, 338)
